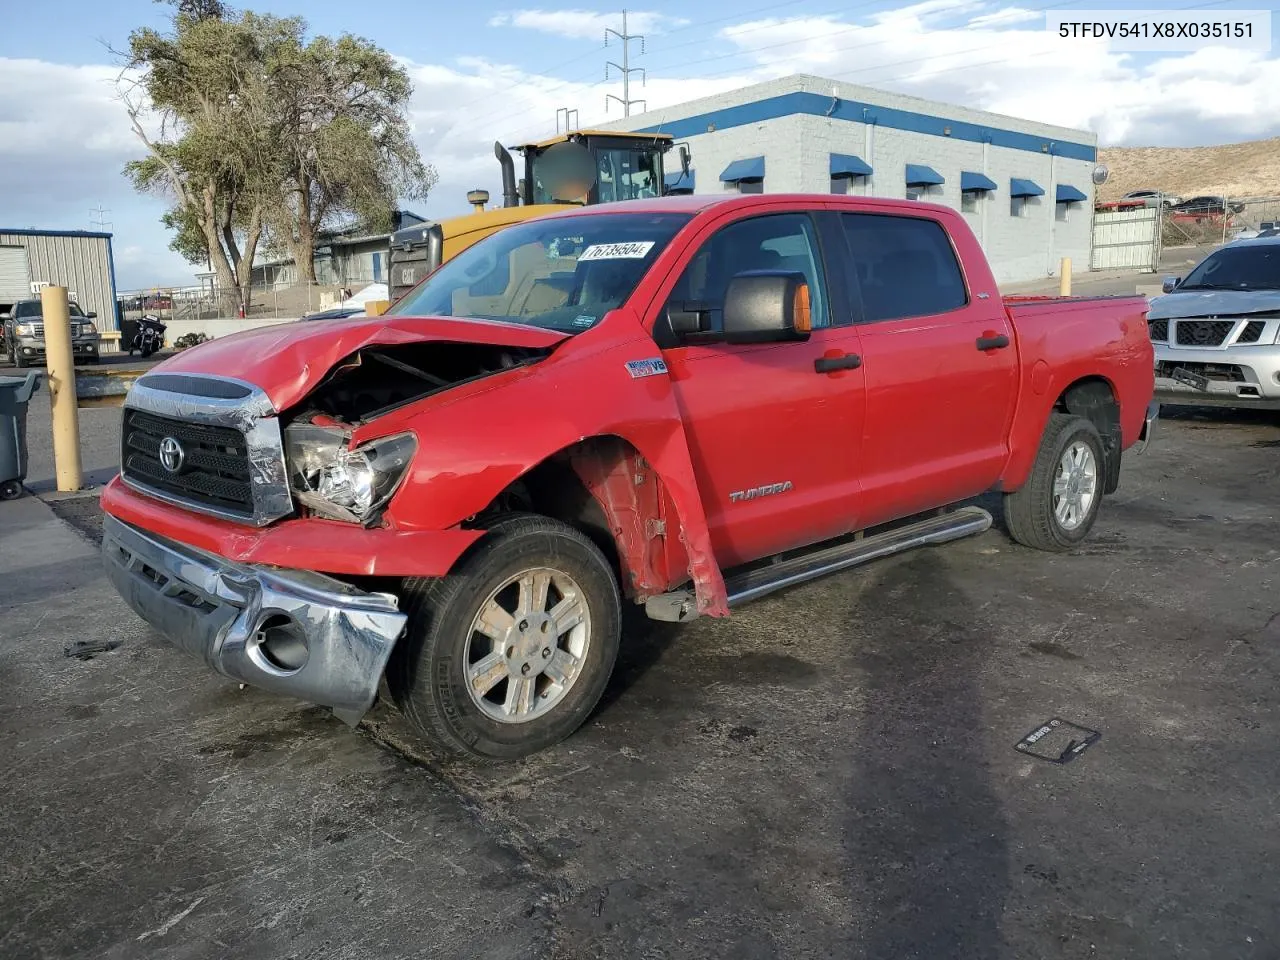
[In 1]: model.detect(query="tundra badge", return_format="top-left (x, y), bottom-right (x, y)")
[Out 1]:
top-left (729, 481), bottom-right (793, 503)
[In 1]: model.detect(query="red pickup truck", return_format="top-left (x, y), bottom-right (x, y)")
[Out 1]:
top-left (101, 194), bottom-right (1157, 759)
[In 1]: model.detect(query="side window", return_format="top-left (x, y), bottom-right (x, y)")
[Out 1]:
top-left (840, 213), bottom-right (968, 322)
top-left (665, 213), bottom-right (830, 333)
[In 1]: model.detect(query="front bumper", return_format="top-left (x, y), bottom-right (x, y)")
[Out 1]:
top-left (102, 513), bottom-right (408, 725)
top-left (1152, 341), bottom-right (1280, 408)
top-left (15, 338), bottom-right (100, 359)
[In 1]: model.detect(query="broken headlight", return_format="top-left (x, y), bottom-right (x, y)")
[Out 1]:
top-left (284, 423), bottom-right (416, 523)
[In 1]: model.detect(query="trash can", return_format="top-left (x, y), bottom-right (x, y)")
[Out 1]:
top-left (120, 317), bottom-right (140, 354)
top-left (0, 371), bottom-right (40, 500)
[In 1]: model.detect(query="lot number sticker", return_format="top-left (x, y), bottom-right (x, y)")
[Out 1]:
top-left (579, 241), bottom-right (655, 261)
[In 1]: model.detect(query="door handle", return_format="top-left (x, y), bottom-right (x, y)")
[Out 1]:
top-left (976, 334), bottom-right (1010, 351)
top-left (814, 352), bottom-right (862, 373)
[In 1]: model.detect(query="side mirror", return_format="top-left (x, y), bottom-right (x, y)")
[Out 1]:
top-left (86, 311), bottom-right (97, 319)
top-left (1161, 276), bottom-right (1180, 294)
top-left (0, 312), bottom-right (9, 321)
top-left (679, 145), bottom-right (691, 177)
top-left (722, 271), bottom-right (812, 345)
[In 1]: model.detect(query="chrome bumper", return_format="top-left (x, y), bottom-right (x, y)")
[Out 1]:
top-left (1131, 401), bottom-right (1160, 455)
top-left (102, 514), bottom-right (407, 725)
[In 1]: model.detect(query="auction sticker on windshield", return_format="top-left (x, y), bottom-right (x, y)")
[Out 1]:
top-left (579, 241), bottom-right (656, 261)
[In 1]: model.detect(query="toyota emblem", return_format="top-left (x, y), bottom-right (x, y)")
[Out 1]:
top-left (158, 436), bottom-right (185, 474)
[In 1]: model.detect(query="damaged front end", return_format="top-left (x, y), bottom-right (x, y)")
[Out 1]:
top-left (280, 341), bottom-right (553, 524)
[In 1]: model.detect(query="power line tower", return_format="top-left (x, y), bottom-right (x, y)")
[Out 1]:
top-left (605, 9), bottom-right (646, 117)
top-left (89, 205), bottom-right (112, 232)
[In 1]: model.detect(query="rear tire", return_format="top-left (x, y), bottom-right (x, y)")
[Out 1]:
top-left (387, 515), bottom-right (622, 761)
top-left (1003, 413), bottom-right (1105, 552)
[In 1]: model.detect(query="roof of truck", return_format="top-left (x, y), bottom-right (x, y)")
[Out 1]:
top-left (516, 129), bottom-right (675, 150)
top-left (537, 193), bottom-right (960, 219)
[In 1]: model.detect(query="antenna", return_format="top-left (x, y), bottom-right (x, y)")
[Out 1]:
top-left (605, 9), bottom-right (646, 117)
top-left (89, 205), bottom-right (112, 231)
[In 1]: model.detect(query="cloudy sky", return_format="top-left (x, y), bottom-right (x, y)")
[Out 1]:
top-left (3, 0), bottom-right (1278, 288)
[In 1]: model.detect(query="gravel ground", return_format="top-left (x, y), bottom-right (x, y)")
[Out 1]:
top-left (2, 403), bottom-right (1278, 959)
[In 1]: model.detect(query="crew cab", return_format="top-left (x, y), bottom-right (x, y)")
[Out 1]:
top-left (100, 194), bottom-right (1157, 760)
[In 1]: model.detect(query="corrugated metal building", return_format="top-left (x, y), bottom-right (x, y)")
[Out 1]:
top-left (0, 229), bottom-right (118, 331)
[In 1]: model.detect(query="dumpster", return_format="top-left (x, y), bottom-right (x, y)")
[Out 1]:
top-left (0, 371), bottom-right (40, 500)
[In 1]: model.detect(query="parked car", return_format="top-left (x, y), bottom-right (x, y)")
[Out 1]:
top-left (98, 194), bottom-right (1157, 760)
top-left (1123, 189), bottom-right (1182, 208)
top-left (1169, 195), bottom-right (1246, 217)
top-left (1151, 236), bottom-right (1280, 409)
top-left (1, 298), bottom-right (102, 368)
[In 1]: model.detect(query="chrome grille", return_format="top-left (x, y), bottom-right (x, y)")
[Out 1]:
top-left (1238, 320), bottom-right (1266, 344)
top-left (1174, 320), bottom-right (1232, 347)
top-left (120, 374), bottom-right (293, 527)
top-left (122, 410), bottom-right (254, 515)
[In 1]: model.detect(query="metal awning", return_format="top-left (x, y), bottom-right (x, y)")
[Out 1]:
top-left (830, 153), bottom-right (873, 178)
top-left (1056, 184), bottom-right (1088, 203)
top-left (664, 170), bottom-right (695, 192)
top-left (960, 171), bottom-right (997, 192)
top-left (720, 157), bottom-right (765, 183)
top-left (905, 164), bottom-right (944, 187)
top-left (1010, 178), bottom-right (1045, 198)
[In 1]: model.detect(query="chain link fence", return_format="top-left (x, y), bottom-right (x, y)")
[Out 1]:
top-left (1160, 196), bottom-right (1280, 248)
top-left (117, 273), bottom-right (384, 326)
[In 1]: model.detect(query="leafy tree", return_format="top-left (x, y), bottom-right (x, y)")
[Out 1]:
top-left (122, 9), bottom-right (284, 311)
top-left (265, 31), bottom-right (438, 280)
top-left (123, 4), bottom-right (436, 309)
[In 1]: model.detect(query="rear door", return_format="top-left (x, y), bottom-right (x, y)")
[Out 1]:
top-left (649, 208), bottom-right (867, 567)
top-left (834, 211), bottom-right (1018, 525)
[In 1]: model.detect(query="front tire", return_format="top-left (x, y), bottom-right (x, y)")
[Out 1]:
top-left (1003, 413), bottom-right (1105, 552)
top-left (388, 515), bottom-right (622, 761)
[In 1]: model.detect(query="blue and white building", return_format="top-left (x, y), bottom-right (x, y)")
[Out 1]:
top-left (599, 74), bottom-right (1100, 285)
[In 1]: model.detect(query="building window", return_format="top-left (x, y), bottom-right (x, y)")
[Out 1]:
top-left (961, 191), bottom-right (980, 213)
top-left (735, 179), bottom-right (764, 194)
top-left (1056, 202), bottom-right (1071, 222)
top-left (1011, 196), bottom-right (1027, 218)
top-left (906, 190), bottom-right (921, 201)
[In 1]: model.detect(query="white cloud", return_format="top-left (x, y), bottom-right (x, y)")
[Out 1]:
top-left (488, 8), bottom-right (686, 40)
top-left (7, 1), bottom-right (1280, 287)
top-left (967, 7), bottom-right (1041, 29)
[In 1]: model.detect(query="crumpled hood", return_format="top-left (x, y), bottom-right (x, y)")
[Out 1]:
top-left (150, 315), bottom-right (569, 411)
top-left (1148, 289), bottom-right (1280, 321)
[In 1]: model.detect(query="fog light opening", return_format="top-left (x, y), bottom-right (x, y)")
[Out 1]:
top-left (252, 614), bottom-right (309, 673)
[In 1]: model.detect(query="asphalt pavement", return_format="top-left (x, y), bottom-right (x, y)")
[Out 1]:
top-left (2, 398), bottom-right (1278, 959)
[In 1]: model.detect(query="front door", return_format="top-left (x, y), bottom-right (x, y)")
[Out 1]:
top-left (835, 211), bottom-right (1019, 525)
top-left (652, 210), bottom-right (867, 568)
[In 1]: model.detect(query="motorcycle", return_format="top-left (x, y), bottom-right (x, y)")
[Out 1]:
top-left (129, 315), bottom-right (167, 358)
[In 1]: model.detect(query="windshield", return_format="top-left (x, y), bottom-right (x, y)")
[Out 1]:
top-left (531, 146), bottom-right (663, 205)
top-left (1180, 245), bottom-right (1280, 291)
top-left (11, 301), bottom-right (84, 318)
top-left (387, 212), bottom-right (692, 333)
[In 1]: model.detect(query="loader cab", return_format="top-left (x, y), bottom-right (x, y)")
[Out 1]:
top-left (387, 131), bottom-right (688, 302)
top-left (516, 130), bottom-right (681, 206)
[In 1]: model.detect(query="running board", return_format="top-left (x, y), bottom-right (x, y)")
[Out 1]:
top-left (644, 506), bottom-right (993, 622)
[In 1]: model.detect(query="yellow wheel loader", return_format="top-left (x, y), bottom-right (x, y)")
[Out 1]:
top-left (387, 130), bottom-right (689, 301)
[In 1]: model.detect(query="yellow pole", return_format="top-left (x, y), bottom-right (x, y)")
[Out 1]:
top-left (40, 285), bottom-right (83, 491)
top-left (1058, 257), bottom-right (1072, 297)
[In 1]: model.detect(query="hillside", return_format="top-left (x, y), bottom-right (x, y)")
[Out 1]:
top-left (1098, 137), bottom-right (1280, 201)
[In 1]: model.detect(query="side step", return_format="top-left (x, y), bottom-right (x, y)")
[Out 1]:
top-left (644, 506), bottom-right (992, 622)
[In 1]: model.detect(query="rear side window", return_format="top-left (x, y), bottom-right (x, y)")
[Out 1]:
top-left (839, 213), bottom-right (968, 322)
